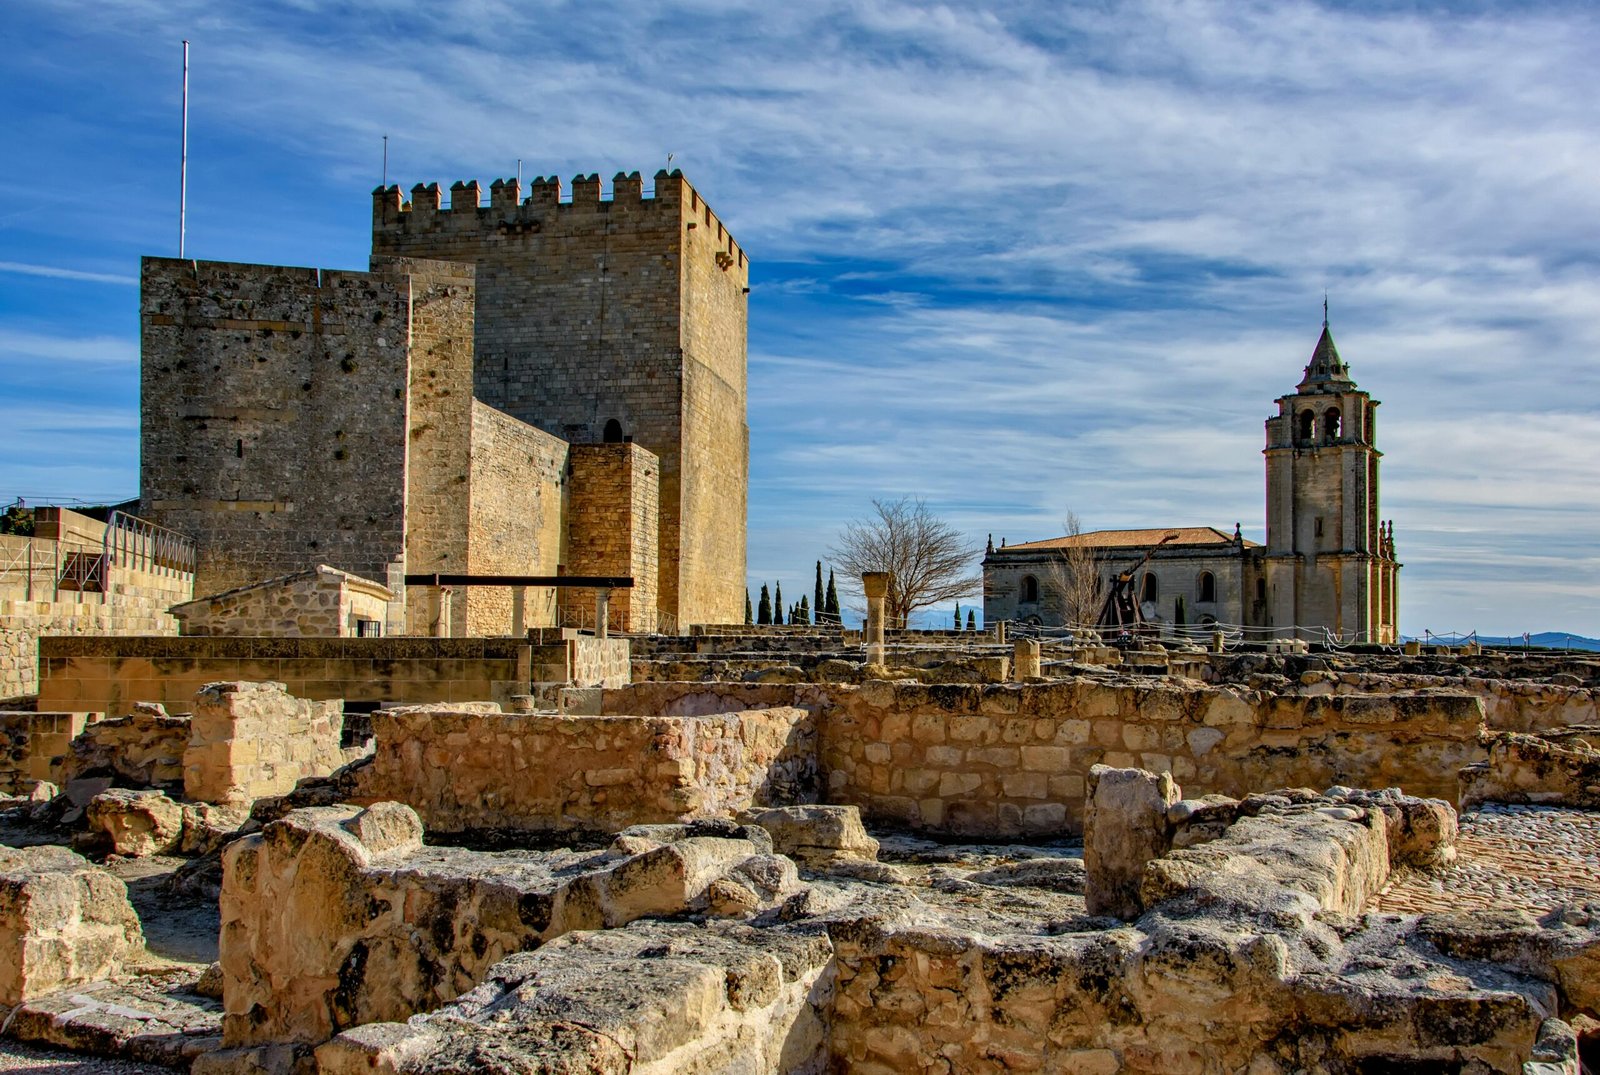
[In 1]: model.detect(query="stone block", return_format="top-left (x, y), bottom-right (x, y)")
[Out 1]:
top-left (741, 804), bottom-right (880, 866)
top-left (1083, 765), bottom-right (1179, 920)
top-left (0, 845), bottom-right (144, 1005)
top-left (87, 788), bottom-right (185, 857)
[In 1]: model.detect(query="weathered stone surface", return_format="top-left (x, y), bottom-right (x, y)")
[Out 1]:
top-left (87, 788), bottom-right (185, 857)
top-left (1084, 764), bottom-right (1180, 919)
top-left (741, 805), bottom-right (880, 866)
top-left (217, 803), bottom-right (785, 1051)
top-left (62, 709), bottom-right (189, 791)
top-left (316, 920), bottom-right (834, 1075)
top-left (1461, 729), bottom-right (1600, 810)
top-left (3, 964), bottom-right (222, 1068)
top-left (0, 845), bottom-right (144, 1005)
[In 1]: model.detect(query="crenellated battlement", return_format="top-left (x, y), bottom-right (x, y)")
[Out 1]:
top-left (371, 168), bottom-right (745, 270)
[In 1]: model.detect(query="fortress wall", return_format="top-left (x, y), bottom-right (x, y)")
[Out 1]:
top-left (139, 258), bottom-right (432, 596)
top-left (565, 443), bottom-right (659, 632)
top-left (461, 401), bottom-right (569, 633)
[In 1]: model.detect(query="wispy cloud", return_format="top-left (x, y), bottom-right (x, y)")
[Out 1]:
top-left (5, 0), bottom-right (1600, 633)
top-left (0, 261), bottom-right (137, 286)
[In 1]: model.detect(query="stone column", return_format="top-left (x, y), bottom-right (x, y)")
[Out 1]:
top-left (429, 587), bottom-right (448, 638)
top-left (993, 620), bottom-right (1007, 645)
top-left (594, 588), bottom-right (611, 640)
top-left (1013, 639), bottom-right (1041, 681)
top-left (510, 587), bottom-right (527, 637)
top-left (861, 572), bottom-right (890, 668)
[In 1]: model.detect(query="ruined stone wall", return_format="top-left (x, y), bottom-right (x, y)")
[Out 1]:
top-left (822, 681), bottom-right (1482, 837)
top-left (37, 636), bottom-right (536, 715)
top-left (183, 681), bottom-right (344, 805)
top-left (370, 171), bottom-right (748, 627)
top-left (590, 679), bottom-right (1484, 838)
top-left (564, 443), bottom-right (659, 632)
top-left (352, 703), bottom-right (815, 835)
top-left (1296, 668), bottom-right (1600, 733)
top-left (140, 258), bottom-right (442, 596)
top-left (0, 712), bottom-right (95, 792)
top-left (170, 566), bottom-right (391, 637)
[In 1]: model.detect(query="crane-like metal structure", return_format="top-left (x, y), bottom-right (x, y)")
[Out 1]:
top-left (1096, 532), bottom-right (1179, 642)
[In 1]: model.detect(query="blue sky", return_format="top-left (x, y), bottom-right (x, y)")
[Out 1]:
top-left (3, 1), bottom-right (1598, 636)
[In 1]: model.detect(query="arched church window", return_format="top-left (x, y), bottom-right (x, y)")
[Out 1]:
top-left (1140, 573), bottom-right (1158, 604)
top-left (1323, 407), bottom-right (1341, 440)
top-left (1298, 410), bottom-right (1315, 442)
top-left (602, 419), bottom-right (624, 443)
top-left (1197, 571), bottom-right (1216, 604)
top-left (1019, 575), bottom-right (1039, 603)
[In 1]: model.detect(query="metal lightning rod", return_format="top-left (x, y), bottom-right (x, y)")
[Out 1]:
top-left (179, 40), bottom-right (189, 258)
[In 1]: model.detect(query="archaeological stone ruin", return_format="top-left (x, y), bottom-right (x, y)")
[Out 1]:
top-left (0, 166), bottom-right (1595, 1074)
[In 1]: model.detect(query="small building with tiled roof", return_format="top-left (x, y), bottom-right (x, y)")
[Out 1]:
top-left (982, 320), bottom-right (1400, 643)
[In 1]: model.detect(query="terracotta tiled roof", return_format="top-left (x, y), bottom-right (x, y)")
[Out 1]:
top-left (998, 526), bottom-right (1259, 552)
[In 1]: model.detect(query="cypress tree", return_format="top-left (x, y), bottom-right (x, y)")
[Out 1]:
top-left (798, 595), bottom-right (811, 625)
top-left (954, 604), bottom-right (961, 629)
top-left (825, 570), bottom-right (840, 623)
top-left (745, 589), bottom-right (753, 625)
top-left (758, 584), bottom-right (771, 625)
top-left (967, 609), bottom-right (977, 631)
top-left (814, 562), bottom-right (825, 623)
top-left (774, 582), bottom-right (784, 625)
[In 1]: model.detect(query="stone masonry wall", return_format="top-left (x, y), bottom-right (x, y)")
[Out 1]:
top-left (139, 258), bottom-right (438, 596)
top-left (371, 170), bottom-right (748, 626)
top-left (1, 600), bottom-right (178, 702)
top-left (589, 679), bottom-right (1485, 838)
top-left (36, 636), bottom-right (541, 715)
top-left (183, 681), bottom-right (344, 805)
top-left (565, 442), bottom-right (660, 632)
top-left (351, 703), bottom-right (815, 835)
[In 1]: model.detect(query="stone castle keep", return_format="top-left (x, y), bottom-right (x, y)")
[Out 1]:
top-left (140, 169), bottom-right (748, 633)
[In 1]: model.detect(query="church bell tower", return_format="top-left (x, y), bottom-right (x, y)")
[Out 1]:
top-left (1262, 314), bottom-right (1399, 642)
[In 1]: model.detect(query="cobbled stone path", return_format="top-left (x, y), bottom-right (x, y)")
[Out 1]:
top-left (1371, 802), bottom-right (1600, 915)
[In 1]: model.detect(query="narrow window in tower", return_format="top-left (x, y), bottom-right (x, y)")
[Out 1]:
top-left (1019, 575), bottom-right (1039, 603)
top-left (1255, 578), bottom-right (1267, 605)
top-left (1298, 410), bottom-right (1315, 441)
top-left (602, 419), bottom-right (623, 443)
top-left (1198, 571), bottom-right (1216, 604)
top-left (1315, 517), bottom-right (1324, 538)
top-left (1323, 407), bottom-right (1341, 440)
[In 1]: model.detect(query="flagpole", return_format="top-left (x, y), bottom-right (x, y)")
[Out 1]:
top-left (179, 40), bottom-right (189, 258)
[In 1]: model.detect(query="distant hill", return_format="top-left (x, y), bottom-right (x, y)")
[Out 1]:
top-left (1453, 632), bottom-right (1600, 652)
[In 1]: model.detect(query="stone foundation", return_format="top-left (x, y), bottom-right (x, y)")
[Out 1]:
top-left (215, 803), bottom-right (794, 1055)
top-left (0, 710), bottom-right (98, 793)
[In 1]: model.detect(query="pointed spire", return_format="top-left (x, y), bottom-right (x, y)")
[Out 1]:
top-left (1298, 306), bottom-right (1355, 392)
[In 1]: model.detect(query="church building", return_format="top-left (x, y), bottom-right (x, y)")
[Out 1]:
top-left (982, 320), bottom-right (1400, 643)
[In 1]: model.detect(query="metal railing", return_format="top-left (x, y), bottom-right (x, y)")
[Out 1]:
top-left (103, 510), bottom-right (197, 577)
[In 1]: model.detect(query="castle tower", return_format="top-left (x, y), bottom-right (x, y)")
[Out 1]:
top-left (370, 170), bottom-right (749, 628)
top-left (1262, 318), bottom-right (1399, 642)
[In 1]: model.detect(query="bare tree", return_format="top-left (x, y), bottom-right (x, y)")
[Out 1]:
top-left (1044, 510), bottom-right (1101, 629)
top-left (829, 497), bottom-right (980, 629)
